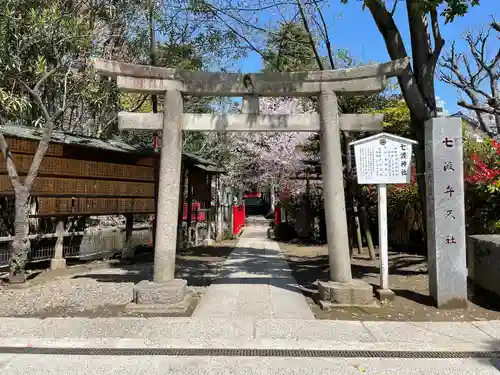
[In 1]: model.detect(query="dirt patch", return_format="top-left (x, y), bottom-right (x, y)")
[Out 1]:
top-left (280, 242), bottom-right (500, 322)
top-left (0, 241), bottom-right (236, 318)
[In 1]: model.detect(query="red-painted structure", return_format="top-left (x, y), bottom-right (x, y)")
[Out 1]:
top-left (274, 206), bottom-right (281, 225)
top-left (233, 204), bottom-right (246, 236)
top-left (182, 202), bottom-right (207, 222)
top-left (243, 192), bottom-right (261, 199)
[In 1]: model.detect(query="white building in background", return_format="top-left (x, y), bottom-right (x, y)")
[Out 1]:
top-left (436, 97), bottom-right (450, 117)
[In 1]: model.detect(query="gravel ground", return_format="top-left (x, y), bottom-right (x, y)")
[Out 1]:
top-left (280, 242), bottom-right (500, 322)
top-left (0, 263), bottom-right (204, 317)
top-left (0, 242), bottom-right (235, 317)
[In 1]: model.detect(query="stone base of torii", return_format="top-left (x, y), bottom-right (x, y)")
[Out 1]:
top-left (92, 57), bottom-right (428, 313)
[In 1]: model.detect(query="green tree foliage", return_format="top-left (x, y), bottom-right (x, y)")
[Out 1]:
top-left (0, 0), bottom-right (94, 123)
top-left (373, 99), bottom-right (411, 136)
top-left (262, 22), bottom-right (319, 72)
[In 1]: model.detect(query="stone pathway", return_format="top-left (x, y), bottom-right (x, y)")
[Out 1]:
top-left (193, 220), bottom-right (314, 319)
top-left (2, 318), bottom-right (500, 374)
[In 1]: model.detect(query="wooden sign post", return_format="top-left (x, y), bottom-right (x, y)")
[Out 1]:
top-left (350, 133), bottom-right (417, 303)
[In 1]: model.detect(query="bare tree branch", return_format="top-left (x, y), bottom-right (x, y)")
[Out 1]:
top-left (492, 20), bottom-right (500, 33)
top-left (458, 100), bottom-right (496, 115)
top-left (296, 0), bottom-right (324, 70)
top-left (0, 132), bottom-right (21, 190)
top-left (429, 8), bottom-right (445, 69)
top-left (24, 65), bottom-right (69, 188)
top-left (131, 94), bottom-right (149, 112)
top-left (313, 1), bottom-right (335, 69)
top-left (440, 24), bottom-right (500, 136)
top-left (20, 66), bottom-right (60, 123)
top-left (208, 8), bottom-right (274, 68)
top-left (364, 0), bottom-right (429, 120)
top-left (390, 0), bottom-right (398, 16)
top-left (61, 64), bottom-right (73, 111)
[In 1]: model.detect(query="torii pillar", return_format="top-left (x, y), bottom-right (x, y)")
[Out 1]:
top-left (93, 57), bottom-right (409, 311)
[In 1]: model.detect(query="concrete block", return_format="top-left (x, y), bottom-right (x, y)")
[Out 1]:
top-left (133, 279), bottom-right (188, 305)
top-left (202, 239), bottom-right (215, 247)
top-left (125, 296), bottom-right (192, 314)
top-left (318, 279), bottom-right (373, 306)
top-left (376, 288), bottom-right (395, 304)
top-left (50, 258), bottom-right (66, 270)
top-left (467, 234), bottom-right (500, 299)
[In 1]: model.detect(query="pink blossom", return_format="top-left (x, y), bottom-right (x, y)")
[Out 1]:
top-left (222, 97), bottom-right (314, 193)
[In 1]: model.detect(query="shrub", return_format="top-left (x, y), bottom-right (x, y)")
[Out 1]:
top-left (464, 138), bottom-right (500, 234)
top-left (359, 182), bottom-right (424, 251)
top-left (273, 222), bottom-right (297, 241)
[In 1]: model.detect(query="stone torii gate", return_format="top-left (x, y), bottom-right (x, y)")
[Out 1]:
top-left (94, 57), bottom-right (409, 312)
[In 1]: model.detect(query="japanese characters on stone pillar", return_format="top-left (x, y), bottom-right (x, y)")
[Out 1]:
top-left (425, 117), bottom-right (467, 309)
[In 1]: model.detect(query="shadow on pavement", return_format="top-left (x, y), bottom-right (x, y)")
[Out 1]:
top-left (71, 244), bottom-right (235, 287)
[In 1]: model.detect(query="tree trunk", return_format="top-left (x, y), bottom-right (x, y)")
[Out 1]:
top-left (359, 205), bottom-right (376, 260)
top-left (411, 117), bottom-right (428, 254)
top-left (353, 201), bottom-right (363, 255)
top-left (9, 189), bottom-right (30, 283)
top-left (344, 133), bottom-right (354, 256)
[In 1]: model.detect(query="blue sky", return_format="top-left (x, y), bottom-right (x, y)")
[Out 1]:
top-left (234, 0), bottom-right (499, 114)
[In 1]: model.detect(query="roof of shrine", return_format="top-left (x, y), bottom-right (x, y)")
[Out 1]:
top-left (0, 123), bottom-right (225, 173)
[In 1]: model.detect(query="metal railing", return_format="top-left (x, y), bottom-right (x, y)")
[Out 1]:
top-left (0, 226), bottom-right (152, 267)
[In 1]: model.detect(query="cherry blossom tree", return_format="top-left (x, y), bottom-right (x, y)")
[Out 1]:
top-left (222, 96), bottom-right (313, 194)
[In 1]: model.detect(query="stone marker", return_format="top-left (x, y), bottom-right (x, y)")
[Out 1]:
top-left (425, 117), bottom-right (467, 309)
top-left (50, 220), bottom-right (66, 270)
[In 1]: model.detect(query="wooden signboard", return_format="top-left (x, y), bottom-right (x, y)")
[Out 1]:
top-left (0, 176), bottom-right (155, 197)
top-left (0, 154), bottom-right (155, 181)
top-left (36, 198), bottom-right (156, 216)
top-left (6, 138), bottom-right (63, 156)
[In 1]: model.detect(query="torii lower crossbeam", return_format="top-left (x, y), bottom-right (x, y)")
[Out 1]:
top-left (118, 112), bottom-right (384, 132)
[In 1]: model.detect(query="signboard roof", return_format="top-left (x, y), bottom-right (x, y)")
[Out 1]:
top-left (349, 132), bottom-right (418, 147)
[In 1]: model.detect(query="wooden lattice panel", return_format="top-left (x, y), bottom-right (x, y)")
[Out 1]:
top-left (136, 157), bottom-right (155, 166)
top-left (133, 198), bottom-right (155, 212)
top-left (0, 154), bottom-right (155, 181)
top-left (35, 197), bottom-right (155, 216)
top-left (117, 198), bottom-right (134, 212)
top-left (0, 175), bottom-right (155, 197)
top-left (37, 198), bottom-right (73, 215)
top-left (37, 197), bottom-right (56, 215)
top-left (6, 138), bottom-right (63, 156)
top-left (56, 198), bottom-right (73, 213)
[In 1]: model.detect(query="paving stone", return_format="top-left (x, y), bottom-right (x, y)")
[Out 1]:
top-left (472, 321), bottom-right (500, 340)
top-left (363, 321), bottom-right (492, 343)
top-left (3, 354), bottom-right (500, 375)
top-left (193, 222), bottom-right (314, 320)
top-left (255, 319), bottom-right (375, 342)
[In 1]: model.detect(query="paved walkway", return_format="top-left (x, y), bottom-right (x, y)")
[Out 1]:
top-left (2, 318), bottom-right (500, 374)
top-left (2, 354), bottom-right (499, 374)
top-left (193, 219), bottom-right (314, 319)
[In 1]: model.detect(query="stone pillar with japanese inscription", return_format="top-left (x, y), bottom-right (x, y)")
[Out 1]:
top-left (425, 117), bottom-right (468, 309)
